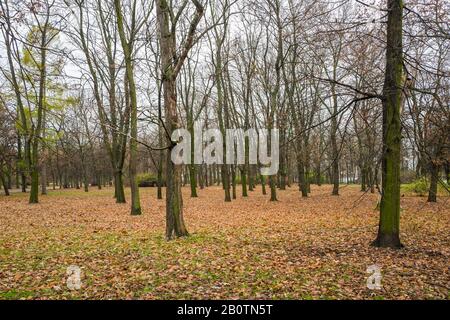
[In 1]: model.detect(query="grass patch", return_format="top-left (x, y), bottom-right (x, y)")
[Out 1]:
top-left (0, 290), bottom-right (36, 300)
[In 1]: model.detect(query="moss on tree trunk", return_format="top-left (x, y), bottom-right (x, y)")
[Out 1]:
top-left (373, 0), bottom-right (404, 249)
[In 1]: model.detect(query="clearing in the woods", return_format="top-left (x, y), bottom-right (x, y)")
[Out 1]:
top-left (0, 185), bottom-right (448, 300)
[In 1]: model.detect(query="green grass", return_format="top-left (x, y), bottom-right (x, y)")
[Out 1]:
top-left (401, 179), bottom-right (448, 197)
top-left (0, 290), bottom-right (36, 300)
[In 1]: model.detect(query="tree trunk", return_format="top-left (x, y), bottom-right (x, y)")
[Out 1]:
top-left (156, 0), bottom-right (204, 238)
top-left (241, 167), bottom-right (248, 197)
top-left (29, 167), bottom-right (39, 203)
top-left (298, 157), bottom-right (308, 198)
top-left (260, 174), bottom-right (267, 195)
top-left (0, 168), bottom-right (10, 196)
top-left (427, 162), bottom-right (438, 203)
top-left (83, 165), bottom-right (89, 193)
top-left (189, 124), bottom-right (198, 198)
top-left (189, 164), bottom-right (198, 197)
top-left (114, 171), bottom-right (126, 203)
top-left (222, 165), bottom-right (231, 202)
top-left (115, 0), bottom-right (142, 216)
top-left (157, 167), bottom-right (163, 200)
top-left (40, 130), bottom-right (47, 195)
top-left (316, 164), bottom-right (322, 186)
top-left (373, 0), bottom-right (403, 249)
top-left (331, 127), bottom-right (339, 195)
top-left (444, 161), bottom-right (449, 184)
top-left (279, 130), bottom-right (287, 190)
top-left (331, 80), bottom-right (339, 196)
top-left (231, 166), bottom-right (237, 199)
top-left (249, 167), bottom-right (254, 191)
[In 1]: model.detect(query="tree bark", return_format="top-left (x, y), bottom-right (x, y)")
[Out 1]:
top-left (331, 83), bottom-right (339, 196)
top-left (0, 168), bottom-right (10, 196)
top-left (373, 0), bottom-right (403, 249)
top-left (156, 0), bottom-right (203, 239)
top-left (427, 162), bottom-right (439, 203)
top-left (114, 0), bottom-right (142, 215)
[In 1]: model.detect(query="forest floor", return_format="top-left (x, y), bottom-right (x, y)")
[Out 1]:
top-left (0, 185), bottom-right (448, 300)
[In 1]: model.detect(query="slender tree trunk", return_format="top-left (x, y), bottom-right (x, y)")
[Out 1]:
top-left (199, 165), bottom-right (204, 189)
top-left (298, 157), bottom-right (308, 198)
top-left (260, 174), bottom-right (266, 195)
top-left (186, 116), bottom-right (197, 198)
top-left (222, 165), bottom-right (231, 201)
top-left (279, 130), bottom-right (287, 190)
top-left (331, 117), bottom-right (339, 195)
top-left (214, 36), bottom-right (231, 202)
top-left (114, 171), bottom-right (126, 203)
top-left (29, 27), bottom-right (48, 204)
top-left (164, 77), bottom-right (188, 238)
top-left (316, 164), bottom-right (322, 186)
top-left (189, 164), bottom-right (198, 198)
top-left (305, 161), bottom-right (311, 193)
top-left (249, 166), bottom-right (254, 191)
top-left (83, 160), bottom-right (89, 193)
top-left (126, 71), bottom-right (142, 215)
top-left (157, 85), bottom-right (164, 200)
top-left (156, 0), bottom-right (204, 238)
top-left (114, 0), bottom-right (141, 215)
top-left (361, 167), bottom-right (367, 191)
top-left (29, 166), bottom-right (39, 203)
top-left (0, 168), bottom-right (10, 196)
top-left (241, 168), bottom-right (248, 197)
top-left (40, 127), bottom-right (47, 195)
top-left (231, 166), bottom-right (237, 199)
top-left (373, 0), bottom-right (403, 249)
top-left (428, 163), bottom-right (439, 203)
top-left (445, 162), bottom-right (449, 184)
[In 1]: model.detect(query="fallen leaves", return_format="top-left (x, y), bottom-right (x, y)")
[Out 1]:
top-left (0, 185), bottom-right (448, 300)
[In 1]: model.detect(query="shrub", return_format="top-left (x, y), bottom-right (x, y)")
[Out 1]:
top-left (136, 173), bottom-right (158, 188)
top-left (307, 172), bottom-right (326, 185)
top-left (402, 178), bottom-right (429, 196)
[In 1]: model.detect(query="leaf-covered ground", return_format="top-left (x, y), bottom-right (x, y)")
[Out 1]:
top-left (0, 185), bottom-right (448, 300)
